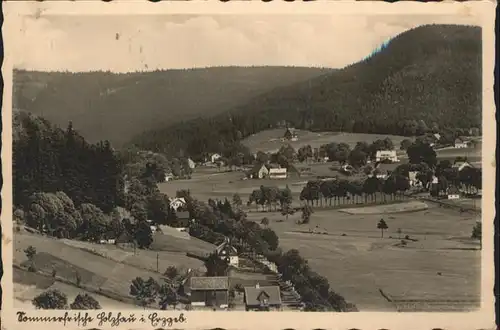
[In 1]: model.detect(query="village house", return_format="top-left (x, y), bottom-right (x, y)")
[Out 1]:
top-left (187, 158), bottom-right (196, 169)
top-left (146, 220), bottom-right (158, 232)
top-left (269, 167), bottom-right (287, 179)
top-left (216, 237), bottom-right (239, 267)
top-left (452, 160), bottom-right (473, 172)
top-left (373, 163), bottom-right (399, 179)
top-left (169, 197), bottom-right (187, 211)
top-left (454, 137), bottom-right (469, 149)
top-left (115, 231), bottom-right (134, 248)
top-left (210, 153), bottom-right (222, 163)
top-left (447, 186), bottom-right (460, 200)
top-left (244, 284), bottom-right (282, 311)
top-left (375, 150), bottom-right (399, 163)
top-left (189, 276), bottom-right (229, 309)
top-left (408, 171), bottom-right (420, 187)
top-left (340, 164), bottom-right (354, 174)
top-left (164, 172), bottom-right (174, 182)
top-left (283, 127), bottom-right (298, 142)
top-left (172, 210), bottom-right (191, 229)
top-left (248, 163), bottom-right (269, 179)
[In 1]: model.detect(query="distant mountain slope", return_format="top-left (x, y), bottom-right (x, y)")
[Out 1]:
top-left (129, 24), bottom-right (482, 158)
top-left (13, 66), bottom-right (332, 146)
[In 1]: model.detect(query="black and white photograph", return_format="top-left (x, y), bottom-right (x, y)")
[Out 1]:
top-left (1, 2), bottom-right (496, 329)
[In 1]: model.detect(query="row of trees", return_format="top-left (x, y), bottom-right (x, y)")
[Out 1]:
top-left (247, 185), bottom-right (293, 213)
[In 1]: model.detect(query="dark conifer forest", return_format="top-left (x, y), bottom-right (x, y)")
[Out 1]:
top-left (128, 24), bottom-right (481, 160)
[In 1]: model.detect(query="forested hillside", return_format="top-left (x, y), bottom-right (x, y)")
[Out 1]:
top-left (14, 67), bottom-right (331, 146)
top-left (129, 24), bottom-right (481, 159)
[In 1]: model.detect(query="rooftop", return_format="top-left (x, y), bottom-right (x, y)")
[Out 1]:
top-left (244, 286), bottom-right (282, 306)
top-left (190, 276), bottom-right (229, 291)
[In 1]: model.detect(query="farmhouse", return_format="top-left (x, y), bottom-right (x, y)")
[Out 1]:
top-left (454, 138), bottom-right (469, 149)
top-left (210, 153), bottom-right (222, 163)
top-left (283, 127), bottom-right (298, 141)
top-left (172, 210), bottom-right (191, 229)
top-left (248, 163), bottom-right (269, 179)
top-left (244, 284), bottom-right (282, 311)
top-left (164, 173), bottom-right (174, 182)
top-left (375, 150), bottom-right (398, 163)
top-left (216, 237), bottom-right (239, 267)
top-left (170, 197), bottom-right (187, 211)
top-left (189, 276), bottom-right (229, 308)
top-left (269, 168), bottom-right (287, 179)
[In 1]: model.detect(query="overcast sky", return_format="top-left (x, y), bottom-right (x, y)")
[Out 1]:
top-left (14, 14), bottom-right (480, 72)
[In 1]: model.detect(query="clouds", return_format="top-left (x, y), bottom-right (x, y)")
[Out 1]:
top-left (11, 14), bottom-right (480, 72)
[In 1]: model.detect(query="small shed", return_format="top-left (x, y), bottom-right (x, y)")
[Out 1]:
top-left (244, 284), bottom-right (282, 311)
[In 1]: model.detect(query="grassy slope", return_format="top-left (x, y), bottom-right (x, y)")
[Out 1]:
top-left (14, 230), bottom-right (214, 307)
top-left (13, 67), bottom-right (331, 146)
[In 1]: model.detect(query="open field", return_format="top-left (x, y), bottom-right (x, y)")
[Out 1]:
top-left (245, 204), bottom-right (481, 311)
top-left (242, 129), bottom-right (410, 154)
top-left (13, 229), bottom-right (211, 308)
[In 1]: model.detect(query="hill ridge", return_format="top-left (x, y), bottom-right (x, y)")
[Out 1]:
top-left (129, 24), bottom-right (482, 158)
top-left (14, 66), bottom-right (333, 146)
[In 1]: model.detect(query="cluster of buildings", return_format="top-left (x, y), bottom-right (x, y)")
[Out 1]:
top-left (183, 275), bottom-right (283, 311)
top-left (174, 238), bottom-right (288, 311)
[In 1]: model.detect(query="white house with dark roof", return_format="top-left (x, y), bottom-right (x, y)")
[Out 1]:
top-left (244, 284), bottom-right (282, 311)
top-left (216, 237), bottom-right (239, 267)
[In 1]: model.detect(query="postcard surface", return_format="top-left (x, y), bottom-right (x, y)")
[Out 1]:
top-left (1, 1), bottom-right (496, 329)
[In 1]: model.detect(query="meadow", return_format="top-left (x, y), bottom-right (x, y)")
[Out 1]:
top-left (246, 204), bottom-right (481, 311)
top-left (13, 227), bottom-right (213, 308)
